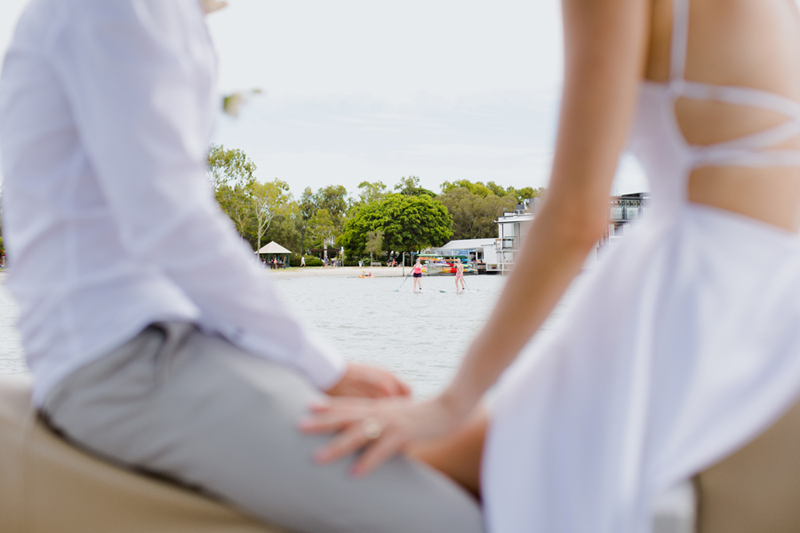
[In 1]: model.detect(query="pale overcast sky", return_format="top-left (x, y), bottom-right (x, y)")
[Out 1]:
top-left (0, 0), bottom-right (646, 197)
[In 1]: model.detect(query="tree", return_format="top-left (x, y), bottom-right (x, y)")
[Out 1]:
top-left (215, 181), bottom-right (252, 237)
top-left (365, 229), bottom-right (384, 263)
top-left (298, 187), bottom-right (316, 254)
top-left (439, 187), bottom-right (516, 240)
top-left (208, 144), bottom-right (258, 239)
top-left (308, 208), bottom-right (337, 260)
top-left (440, 179), bottom-right (492, 197)
top-left (341, 193), bottom-right (452, 256)
top-left (249, 178), bottom-right (293, 252)
top-left (314, 185), bottom-right (349, 234)
top-left (356, 181), bottom-right (388, 205)
top-left (508, 186), bottom-right (546, 205)
top-left (394, 176), bottom-right (436, 198)
top-left (485, 181), bottom-right (508, 197)
top-left (207, 144), bottom-right (256, 189)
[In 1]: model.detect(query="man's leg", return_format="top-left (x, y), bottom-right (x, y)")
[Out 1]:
top-left (42, 323), bottom-right (484, 533)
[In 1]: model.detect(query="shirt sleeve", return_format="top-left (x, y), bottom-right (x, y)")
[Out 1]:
top-left (46, 0), bottom-right (346, 389)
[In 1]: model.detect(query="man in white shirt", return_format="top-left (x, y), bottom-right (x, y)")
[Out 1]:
top-left (0, 1), bottom-right (483, 531)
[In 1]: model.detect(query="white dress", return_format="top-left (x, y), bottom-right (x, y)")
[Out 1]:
top-left (482, 1), bottom-right (800, 532)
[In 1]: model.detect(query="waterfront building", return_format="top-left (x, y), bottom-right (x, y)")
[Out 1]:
top-left (490, 193), bottom-right (649, 273)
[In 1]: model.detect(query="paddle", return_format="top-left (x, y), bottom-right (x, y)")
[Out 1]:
top-left (394, 275), bottom-right (410, 292)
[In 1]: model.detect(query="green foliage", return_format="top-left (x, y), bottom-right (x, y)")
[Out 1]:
top-left (436, 179), bottom-right (545, 240)
top-left (394, 176), bottom-right (436, 198)
top-left (485, 181), bottom-right (507, 197)
top-left (440, 179), bottom-right (492, 198)
top-left (341, 193), bottom-right (452, 256)
top-left (207, 144), bottom-right (256, 189)
top-left (215, 180), bottom-right (253, 237)
top-left (208, 145), bottom-right (258, 241)
top-left (208, 146), bottom-right (297, 252)
top-left (289, 253), bottom-right (320, 267)
top-left (365, 229), bottom-right (384, 261)
top-left (356, 181), bottom-right (388, 205)
top-left (206, 145), bottom-right (545, 255)
top-left (249, 178), bottom-right (293, 251)
top-left (308, 208), bottom-right (337, 250)
top-left (440, 180), bottom-right (546, 205)
top-left (314, 185), bottom-right (348, 231)
top-left (508, 186), bottom-right (546, 204)
top-left (439, 187), bottom-right (516, 240)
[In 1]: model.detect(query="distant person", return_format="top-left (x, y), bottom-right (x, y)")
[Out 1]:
top-left (301, 256), bottom-right (306, 267)
top-left (454, 261), bottom-right (466, 292)
top-left (412, 258), bottom-right (423, 292)
top-left (0, 2), bottom-right (483, 532)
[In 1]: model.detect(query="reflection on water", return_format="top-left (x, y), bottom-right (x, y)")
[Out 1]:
top-left (0, 273), bottom-right (577, 398)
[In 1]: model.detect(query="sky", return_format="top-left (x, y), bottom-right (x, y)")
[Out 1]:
top-left (0, 0), bottom-right (646, 198)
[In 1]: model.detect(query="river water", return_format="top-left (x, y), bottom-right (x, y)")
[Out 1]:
top-left (0, 273), bottom-right (523, 398)
top-left (0, 272), bottom-right (577, 397)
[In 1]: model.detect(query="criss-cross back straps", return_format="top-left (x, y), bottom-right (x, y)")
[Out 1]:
top-left (669, 0), bottom-right (800, 168)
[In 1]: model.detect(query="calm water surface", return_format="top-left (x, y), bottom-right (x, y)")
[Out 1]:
top-left (0, 273), bottom-right (518, 397)
top-left (0, 272), bottom-right (576, 397)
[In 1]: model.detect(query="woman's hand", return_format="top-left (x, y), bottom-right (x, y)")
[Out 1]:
top-left (299, 393), bottom-right (472, 478)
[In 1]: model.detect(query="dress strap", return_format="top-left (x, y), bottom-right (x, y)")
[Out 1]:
top-left (708, 120), bottom-right (800, 153)
top-left (692, 149), bottom-right (800, 168)
top-left (670, 0), bottom-right (690, 81)
top-left (673, 81), bottom-right (800, 120)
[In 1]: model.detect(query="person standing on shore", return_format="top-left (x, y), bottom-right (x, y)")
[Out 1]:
top-left (0, 2), bottom-right (483, 532)
top-left (412, 257), bottom-right (423, 292)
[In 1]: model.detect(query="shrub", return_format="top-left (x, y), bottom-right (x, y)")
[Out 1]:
top-left (304, 256), bottom-right (324, 267)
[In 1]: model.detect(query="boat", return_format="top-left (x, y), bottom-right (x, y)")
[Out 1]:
top-left (417, 254), bottom-right (476, 275)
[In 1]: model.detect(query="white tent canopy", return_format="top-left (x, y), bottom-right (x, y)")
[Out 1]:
top-left (255, 241), bottom-right (291, 255)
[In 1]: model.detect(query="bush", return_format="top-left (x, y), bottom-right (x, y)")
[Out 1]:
top-left (304, 256), bottom-right (324, 267)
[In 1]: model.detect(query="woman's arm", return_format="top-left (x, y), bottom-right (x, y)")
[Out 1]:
top-left (303, 0), bottom-right (654, 476)
top-left (442, 0), bottom-right (653, 416)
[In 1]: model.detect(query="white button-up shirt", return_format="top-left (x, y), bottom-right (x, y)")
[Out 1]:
top-left (0, 0), bottom-right (345, 406)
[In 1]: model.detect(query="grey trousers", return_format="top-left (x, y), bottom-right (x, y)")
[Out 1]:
top-left (41, 323), bottom-right (484, 533)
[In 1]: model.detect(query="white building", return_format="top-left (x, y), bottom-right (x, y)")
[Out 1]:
top-left (438, 238), bottom-right (499, 273)
top-left (490, 193), bottom-right (649, 273)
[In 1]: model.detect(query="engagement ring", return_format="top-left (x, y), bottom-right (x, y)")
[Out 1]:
top-left (361, 418), bottom-right (383, 440)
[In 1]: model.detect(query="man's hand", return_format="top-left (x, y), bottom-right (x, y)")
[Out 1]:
top-left (325, 363), bottom-right (412, 399)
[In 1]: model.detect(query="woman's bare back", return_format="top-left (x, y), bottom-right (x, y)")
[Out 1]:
top-left (647, 0), bottom-right (800, 230)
